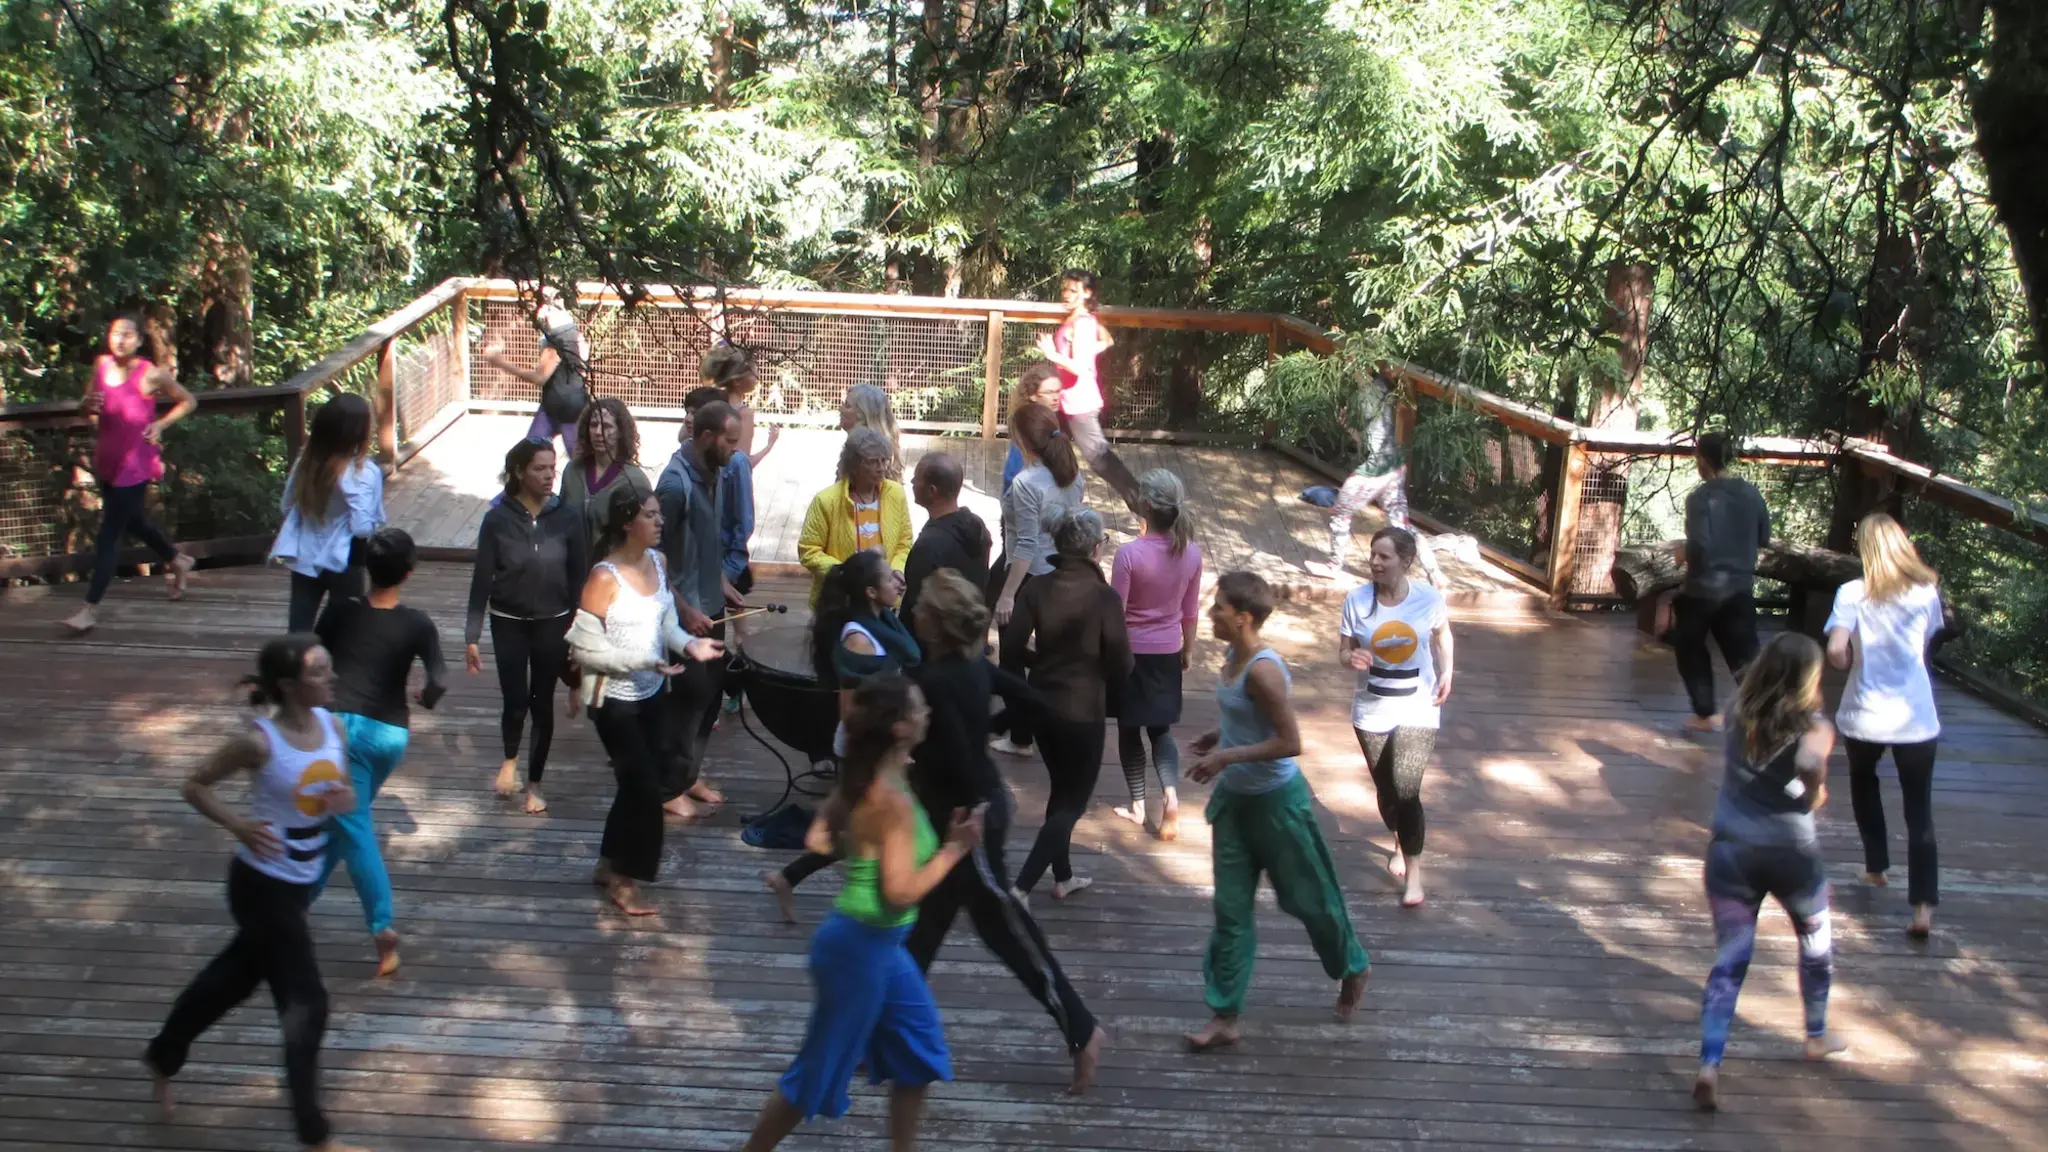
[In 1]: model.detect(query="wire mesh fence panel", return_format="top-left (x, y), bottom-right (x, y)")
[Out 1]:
top-left (1567, 455), bottom-right (1633, 598)
top-left (0, 425), bottom-right (90, 560)
top-left (1405, 393), bottom-right (1553, 568)
top-left (392, 320), bottom-right (462, 447)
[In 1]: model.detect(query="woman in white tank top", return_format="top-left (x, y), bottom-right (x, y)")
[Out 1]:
top-left (146, 635), bottom-right (366, 1152)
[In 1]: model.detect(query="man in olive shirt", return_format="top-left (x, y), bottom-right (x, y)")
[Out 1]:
top-left (1671, 432), bottom-right (1772, 731)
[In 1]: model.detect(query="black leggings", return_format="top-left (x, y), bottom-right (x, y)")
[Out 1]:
top-left (490, 614), bottom-right (571, 783)
top-left (591, 694), bottom-right (672, 882)
top-left (989, 565), bottom-right (1037, 750)
top-left (1357, 725), bottom-right (1436, 858)
top-left (1016, 716), bottom-right (1105, 892)
top-left (1845, 737), bottom-right (1939, 907)
top-left (1117, 724), bottom-right (1180, 806)
top-left (85, 481), bottom-right (178, 604)
top-left (148, 859), bottom-right (330, 1146)
top-left (1672, 592), bottom-right (1760, 718)
top-left (287, 567), bottom-right (364, 633)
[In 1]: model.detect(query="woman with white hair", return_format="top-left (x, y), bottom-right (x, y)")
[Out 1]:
top-left (797, 425), bottom-right (912, 606)
top-left (1110, 469), bottom-right (1203, 841)
top-left (1006, 505), bottom-right (1133, 900)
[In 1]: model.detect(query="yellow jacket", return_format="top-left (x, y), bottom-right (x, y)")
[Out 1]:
top-left (798, 478), bottom-right (913, 604)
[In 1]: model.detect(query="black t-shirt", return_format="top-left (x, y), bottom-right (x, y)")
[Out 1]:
top-left (901, 508), bottom-right (992, 622)
top-left (316, 599), bottom-right (447, 728)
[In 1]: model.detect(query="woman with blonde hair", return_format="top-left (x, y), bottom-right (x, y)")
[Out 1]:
top-left (840, 382), bottom-right (904, 475)
top-left (1693, 632), bottom-right (1846, 1110)
top-left (1826, 512), bottom-right (1948, 938)
top-left (1110, 468), bottom-right (1204, 840)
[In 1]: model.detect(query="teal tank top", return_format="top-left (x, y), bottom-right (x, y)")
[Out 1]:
top-left (834, 782), bottom-right (940, 927)
top-left (1215, 647), bottom-right (1301, 795)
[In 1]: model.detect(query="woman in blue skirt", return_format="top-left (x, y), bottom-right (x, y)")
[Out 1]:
top-left (742, 675), bottom-right (984, 1151)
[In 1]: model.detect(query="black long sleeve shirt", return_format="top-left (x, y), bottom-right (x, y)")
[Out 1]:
top-left (316, 599), bottom-right (447, 728)
top-left (1005, 554), bottom-right (1135, 724)
top-left (901, 508), bottom-right (992, 622)
top-left (910, 655), bottom-right (1045, 817)
top-left (1683, 475), bottom-right (1772, 601)
top-left (464, 495), bottom-right (588, 644)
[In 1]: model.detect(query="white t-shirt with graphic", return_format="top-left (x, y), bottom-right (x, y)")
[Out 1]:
top-left (1825, 578), bottom-right (1943, 744)
top-left (1341, 581), bottom-right (1448, 732)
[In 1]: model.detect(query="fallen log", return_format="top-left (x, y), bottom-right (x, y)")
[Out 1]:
top-left (1611, 540), bottom-right (1862, 604)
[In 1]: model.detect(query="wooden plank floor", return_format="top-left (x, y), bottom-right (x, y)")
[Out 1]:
top-left (383, 414), bottom-right (1520, 595)
top-left (3, 564), bottom-right (2046, 1150)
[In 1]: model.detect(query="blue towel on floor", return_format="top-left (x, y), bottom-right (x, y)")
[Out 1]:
top-left (743, 802), bottom-right (814, 850)
top-left (1300, 485), bottom-right (1339, 508)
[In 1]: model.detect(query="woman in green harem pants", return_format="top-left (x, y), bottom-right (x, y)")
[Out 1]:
top-left (1184, 571), bottom-right (1369, 1051)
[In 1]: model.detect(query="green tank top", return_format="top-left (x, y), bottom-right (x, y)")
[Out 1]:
top-left (833, 783), bottom-right (941, 927)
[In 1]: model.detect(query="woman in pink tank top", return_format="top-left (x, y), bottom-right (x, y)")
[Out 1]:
top-left (1034, 268), bottom-right (1139, 507)
top-left (62, 314), bottom-right (197, 635)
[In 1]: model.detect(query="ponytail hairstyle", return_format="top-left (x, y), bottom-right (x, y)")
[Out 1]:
top-left (240, 634), bottom-right (323, 708)
top-left (1060, 268), bottom-right (1103, 312)
top-left (1371, 525), bottom-right (1419, 572)
top-left (701, 343), bottom-right (754, 394)
top-left (105, 312), bottom-right (157, 362)
top-left (1856, 512), bottom-right (1938, 603)
top-left (500, 437), bottom-right (553, 501)
top-left (293, 393), bottom-right (374, 522)
top-left (844, 383), bottom-right (904, 473)
top-left (1012, 402), bottom-right (1078, 488)
top-left (1137, 468), bottom-right (1193, 556)
top-left (811, 549), bottom-right (892, 686)
top-left (1732, 632), bottom-right (1825, 764)
top-left (595, 482), bottom-right (650, 561)
top-left (818, 673), bottom-right (919, 842)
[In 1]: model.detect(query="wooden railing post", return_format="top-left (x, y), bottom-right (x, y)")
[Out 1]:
top-left (1266, 318), bottom-right (1281, 364)
top-left (375, 338), bottom-right (399, 465)
top-left (284, 387), bottom-right (308, 462)
top-left (981, 310), bottom-right (1005, 440)
top-left (1546, 438), bottom-right (1590, 610)
top-left (451, 288), bottom-right (471, 404)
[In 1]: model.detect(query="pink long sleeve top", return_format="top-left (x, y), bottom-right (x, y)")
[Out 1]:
top-left (1110, 534), bottom-right (1203, 655)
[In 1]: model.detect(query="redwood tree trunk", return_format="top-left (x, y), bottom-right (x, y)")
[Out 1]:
top-left (1974, 1), bottom-right (2048, 372)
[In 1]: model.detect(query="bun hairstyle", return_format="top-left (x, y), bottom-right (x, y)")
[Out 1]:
top-left (1137, 468), bottom-right (1194, 556)
top-left (820, 673), bottom-right (919, 842)
top-left (596, 483), bottom-right (652, 560)
top-left (241, 634), bottom-right (322, 708)
top-left (1061, 268), bottom-right (1103, 311)
top-left (701, 343), bottom-right (753, 392)
top-left (1047, 503), bottom-right (1106, 561)
top-left (107, 312), bottom-right (157, 360)
top-left (501, 437), bottom-right (554, 500)
top-left (1011, 402), bottom-right (1078, 488)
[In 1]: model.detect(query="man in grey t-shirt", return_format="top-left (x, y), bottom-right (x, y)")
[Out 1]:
top-left (1670, 432), bottom-right (1771, 731)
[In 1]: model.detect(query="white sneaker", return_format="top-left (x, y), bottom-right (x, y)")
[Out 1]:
top-left (989, 736), bottom-right (1032, 756)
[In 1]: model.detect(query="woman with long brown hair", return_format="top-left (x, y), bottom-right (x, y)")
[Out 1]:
top-left (1692, 632), bottom-right (1846, 1111)
top-left (271, 393), bottom-right (384, 632)
top-left (987, 401), bottom-right (1085, 758)
top-left (559, 396), bottom-right (649, 556)
top-left (1826, 512), bottom-right (1949, 938)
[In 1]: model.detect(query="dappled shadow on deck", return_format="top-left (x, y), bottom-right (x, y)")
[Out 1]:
top-left (0, 563), bottom-right (2042, 1148)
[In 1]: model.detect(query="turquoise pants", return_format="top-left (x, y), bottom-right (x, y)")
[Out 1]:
top-left (314, 713), bottom-right (409, 935)
top-left (1204, 772), bottom-right (1368, 1016)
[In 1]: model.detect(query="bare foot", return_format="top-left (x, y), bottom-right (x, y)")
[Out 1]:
top-left (1400, 859), bottom-right (1425, 908)
top-left (1804, 1032), bottom-right (1851, 1061)
top-left (764, 870), bottom-right (798, 924)
top-left (1185, 1015), bottom-right (1240, 1052)
top-left (493, 759), bottom-right (519, 798)
top-left (523, 785), bottom-right (548, 815)
top-left (687, 780), bottom-right (725, 806)
top-left (1336, 969), bottom-right (1369, 1021)
top-left (1052, 876), bottom-right (1092, 900)
top-left (1111, 804), bottom-right (1146, 827)
top-left (61, 606), bottom-right (98, 635)
top-left (1683, 713), bottom-right (1724, 734)
top-left (606, 879), bottom-right (658, 916)
top-left (1009, 886), bottom-right (1031, 910)
top-left (165, 553), bottom-right (195, 600)
top-left (1692, 1065), bottom-right (1718, 1111)
top-left (141, 1053), bottom-right (172, 1114)
top-left (1862, 871), bottom-right (1889, 887)
top-left (1387, 849), bottom-right (1407, 881)
top-left (1908, 904), bottom-right (1934, 939)
top-left (1158, 800), bottom-right (1179, 842)
top-left (593, 860), bottom-right (616, 888)
top-left (662, 794), bottom-right (700, 820)
top-left (374, 929), bottom-right (401, 978)
top-left (1067, 1026), bottom-right (1108, 1095)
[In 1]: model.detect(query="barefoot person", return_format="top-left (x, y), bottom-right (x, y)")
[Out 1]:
top-left (1692, 632), bottom-right (1847, 1110)
top-left (903, 571), bottom-right (1109, 1094)
top-left (570, 487), bottom-right (725, 915)
top-left (480, 284), bottom-right (588, 458)
top-left (143, 635), bottom-right (365, 1152)
top-left (797, 425), bottom-right (913, 607)
top-left (1010, 507), bottom-right (1132, 902)
top-left (988, 403), bottom-right (1085, 758)
top-left (62, 313), bottom-right (197, 634)
top-left (1827, 512), bottom-right (1948, 939)
top-left (1669, 431), bottom-right (1771, 733)
top-left (740, 676), bottom-right (982, 1152)
top-left (764, 550), bottom-right (923, 918)
top-left (1110, 468), bottom-right (1203, 841)
top-left (558, 397), bottom-right (650, 557)
top-left (464, 438), bottom-right (587, 814)
top-left (1305, 367), bottom-right (1442, 586)
top-left (1340, 527), bottom-right (1454, 908)
top-left (1185, 572), bottom-right (1369, 1051)
top-left (1033, 268), bottom-right (1138, 506)
top-left (311, 528), bottom-right (445, 976)
top-left (272, 393), bottom-right (384, 632)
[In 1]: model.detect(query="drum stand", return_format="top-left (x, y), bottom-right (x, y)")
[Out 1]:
top-left (737, 706), bottom-right (837, 820)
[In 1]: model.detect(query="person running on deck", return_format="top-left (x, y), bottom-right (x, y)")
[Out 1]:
top-left (1109, 468), bottom-right (1203, 842)
top-left (1185, 571), bottom-right (1369, 1051)
top-left (271, 393), bottom-right (384, 632)
top-left (1033, 268), bottom-right (1139, 508)
top-left (1693, 632), bottom-right (1849, 1110)
top-left (1306, 367), bottom-right (1442, 586)
top-left (1664, 431), bottom-right (1771, 733)
top-left (311, 528), bottom-right (445, 975)
top-left (740, 676), bottom-right (982, 1152)
top-left (1340, 526), bottom-right (1455, 908)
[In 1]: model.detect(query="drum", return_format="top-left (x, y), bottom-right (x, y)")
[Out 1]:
top-left (732, 620), bottom-right (839, 764)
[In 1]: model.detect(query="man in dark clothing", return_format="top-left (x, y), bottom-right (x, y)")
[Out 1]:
top-left (1670, 431), bottom-right (1772, 731)
top-left (900, 451), bottom-right (991, 621)
top-left (655, 399), bottom-right (745, 817)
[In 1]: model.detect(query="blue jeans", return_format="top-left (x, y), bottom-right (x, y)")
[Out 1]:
top-left (315, 714), bottom-right (410, 934)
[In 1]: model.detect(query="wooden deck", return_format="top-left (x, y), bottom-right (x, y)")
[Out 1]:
top-left (382, 413), bottom-right (1519, 594)
top-left (3, 562), bottom-right (2046, 1148)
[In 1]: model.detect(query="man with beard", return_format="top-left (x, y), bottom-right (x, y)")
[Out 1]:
top-left (655, 395), bottom-right (746, 819)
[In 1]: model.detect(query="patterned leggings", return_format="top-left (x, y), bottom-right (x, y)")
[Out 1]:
top-left (1699, 839), bottom-right (1832, 1067)
top-left (1328, 467), bottom-right (1438, 573)
top-left (1356, 726), bottom-right (1434, 857)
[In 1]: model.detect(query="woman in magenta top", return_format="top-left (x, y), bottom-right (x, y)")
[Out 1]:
top-left (1109, 468), bottom-right (1204, 841)
top-left (63, 315), bottom-right (197, 635)
top-left (1035, 268), bottom-right (1139, 507)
